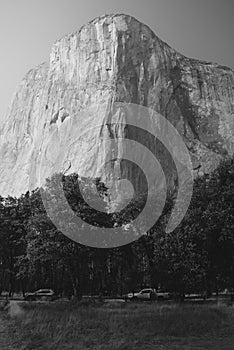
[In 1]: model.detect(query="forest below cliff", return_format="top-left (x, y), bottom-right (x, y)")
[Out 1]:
top-left (0, 157), bottom-right (234, 299)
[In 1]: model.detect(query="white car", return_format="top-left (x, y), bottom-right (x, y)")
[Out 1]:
top-left (156, 291), bottom-right (170, 300)
top-left (126, 288), bottom-right (157, 301)
top-left (25, 288), bottom-right (57, 301)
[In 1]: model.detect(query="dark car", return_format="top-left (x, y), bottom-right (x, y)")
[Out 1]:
top-left (24, 289), bottom-right (57, 301)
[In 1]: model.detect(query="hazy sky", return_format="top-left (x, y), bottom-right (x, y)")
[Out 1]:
top-left (0, 0), bottom-right (233, 122)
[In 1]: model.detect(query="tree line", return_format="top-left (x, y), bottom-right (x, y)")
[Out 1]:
top-left (0, 157), bottom-right (234, 299)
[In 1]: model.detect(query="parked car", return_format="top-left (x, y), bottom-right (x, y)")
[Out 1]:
top-left (124, 288), bottom-right (171, 301)
top-left (125, 288), bottom-right (157, 301)
top-left (156, 290), bottom-right (170, 300)
top-left (24, 289), bottom-right (57, 301)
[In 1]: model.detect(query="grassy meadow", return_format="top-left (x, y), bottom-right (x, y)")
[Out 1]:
top-left (7, 300), bottom-right (234, 350)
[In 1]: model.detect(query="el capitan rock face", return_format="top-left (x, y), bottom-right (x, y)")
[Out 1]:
top-left (0, 14), bottom-right (234, 198)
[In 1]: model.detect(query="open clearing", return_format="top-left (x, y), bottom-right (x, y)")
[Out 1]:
top-left (2, 300), bottom-right (234, 350)
top-left (0, 314), bottom-right (17, 350)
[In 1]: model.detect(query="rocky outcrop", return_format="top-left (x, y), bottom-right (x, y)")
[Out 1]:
top-left (0, 14), bottom-right (234, 198)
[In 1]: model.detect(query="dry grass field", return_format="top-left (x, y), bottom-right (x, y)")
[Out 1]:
top-left (3, 300), bottom-right (234, 350)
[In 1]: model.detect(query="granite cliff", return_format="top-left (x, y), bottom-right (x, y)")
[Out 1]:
top-left (0, 14), bottom-right (234, 198)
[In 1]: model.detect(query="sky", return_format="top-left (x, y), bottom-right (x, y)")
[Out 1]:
top-left (0, 0), bottom-right (233, 122)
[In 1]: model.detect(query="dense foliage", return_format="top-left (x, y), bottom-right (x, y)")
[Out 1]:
top-left (0, 157), bottom-right (234, 298)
